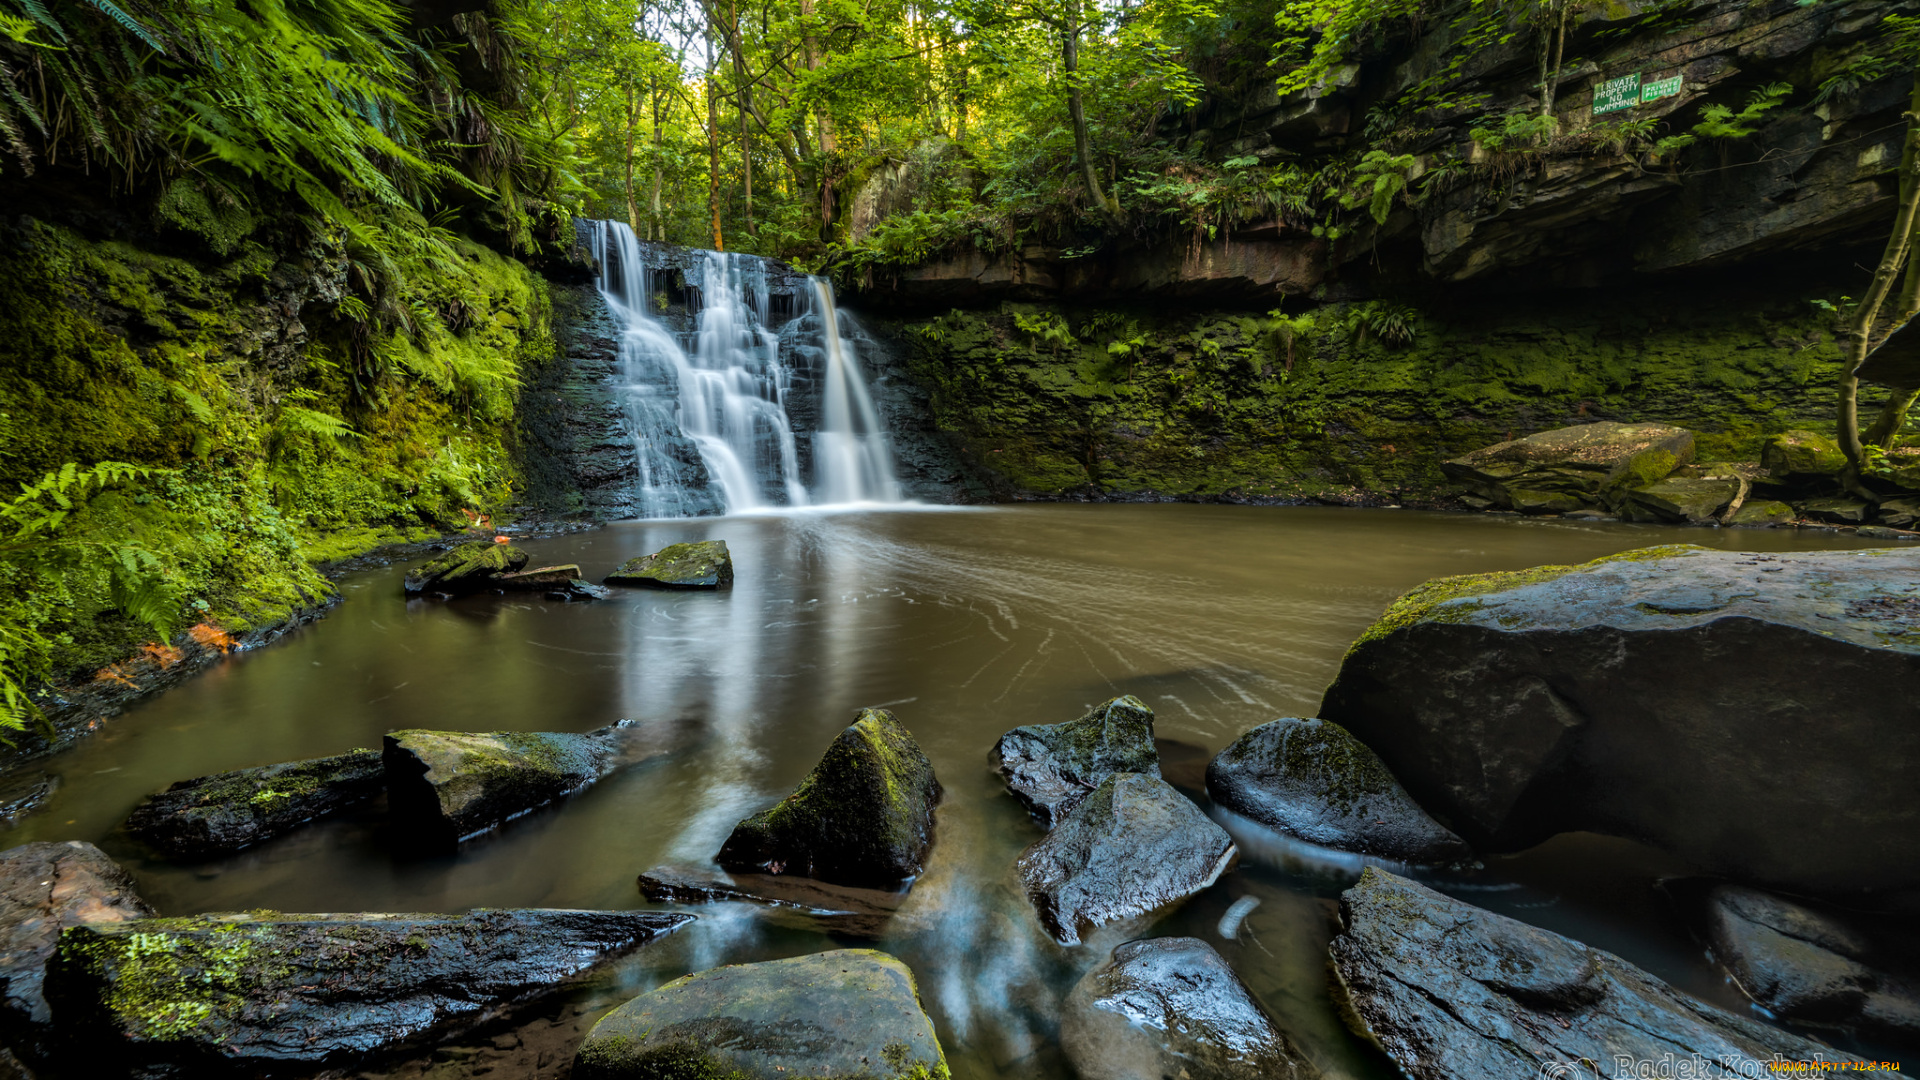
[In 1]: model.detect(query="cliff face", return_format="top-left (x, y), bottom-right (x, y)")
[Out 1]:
top-left (855, 0), bottom-right (1907, 309)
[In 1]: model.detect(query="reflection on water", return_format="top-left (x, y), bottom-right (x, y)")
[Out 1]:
top-left (0, 506), bottom-right (1894, 1077)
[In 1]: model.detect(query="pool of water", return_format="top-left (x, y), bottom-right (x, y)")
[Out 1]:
top-left (3, 505), bottom-right (1898, 1077)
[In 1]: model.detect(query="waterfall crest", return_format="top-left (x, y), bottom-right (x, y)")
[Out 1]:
top-left (586, 220), bottom-right (902, 517)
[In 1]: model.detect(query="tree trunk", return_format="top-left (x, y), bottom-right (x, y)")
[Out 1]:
top-left (650, 74), bottom-right (666, 241)
top-left (1062, 2), bottom-right (1117, 224)
top-left (1539, 0), bottom-right (1569, 118)
top-left (1863, 78), bottom-right (1920, 446)
top-left (1837, 121), bottom-right (1920, 491)
top-left (706, 14), bottom-right (724, 251)
top-left (623, 82), bottom-right (641, 235)
top-left (727, 0), bottom-right (754, 236)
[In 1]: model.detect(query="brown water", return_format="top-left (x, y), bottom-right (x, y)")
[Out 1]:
top-left (2, 505), bottom-right (1898, 1077)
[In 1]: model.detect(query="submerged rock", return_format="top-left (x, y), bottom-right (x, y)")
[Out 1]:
top-left (495, 564), bottom-right (585, 590)
top-left (716, 708), bottom-right (940, 888)
top-left (1062, 936), bottom-right (1318, 1080)
top-left (1701, 884), bottom-right (1920, 1042)
top-left (604, 540), bottom-right (733, 589)
top-left (1330, 868), bottom-right (1856, 1080)
top-left (0, 842), bottom-right (153, 1059)
top-left (574, 949), bottom-right (948, 1080)
top-left (990, 695), bottom-right (1159, 829)
top-left (123, 749), bottom-right (384, 859)
top-left (1016, 773), bottom-right (1235, 946)
top-left (402, 542), bottom-right (530, 595)
top-left (1320, 545), bottom-right (1920, 896)
top-left (46, 907), bottom-right (691, 1074)
top-left (1440, 422), bottom-right (1694, 513)
top-left (383, 721), bottom-right (636, 849)
top-left (636, 863), bottom-right (904, 938)
top-left (1206, 718), bottom-right (1468, 865)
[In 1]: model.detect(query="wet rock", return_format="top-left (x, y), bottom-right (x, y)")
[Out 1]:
top-left (1016, 773), bottom-right (1235, 946)
top-left (716, 708), bottom-right (940, 889)
top-left (1763, 430), bottom-right (1847, 484)
top-left (1856, 525), bottom-right (1916, 540)
top-left (123, 749), bottom-right (384, 859)
top-left (1440, 422), bottom-right (1693, 513)
top-left (1726, 499), bottom-right (1796, 527)
top-left (1320, 545), bottom-right (1920, 896)
top-left (546, 579), bottom-right (612, 601)
top-left (1881, 496), bottom-right (1920, 528)
top-left (636, 863), bottom-right (903, 938)
top-left (402, 542), bottom-right (530, 596)
top-left (603, 540), bottom-right (733, 589)
top-left (495, 564), bottom-right (585, 590)
top-left (384, 721), bottom-right (637, 849)
top-left (1619, 475), bottom-right (1741, 524)
top-left (574, 949), bottom-right (948, 1080)
top-left (1205, 718), bottom-right (1469, 865)
top-left (0, 774), bottom-right (56, 827)
top-left (1061, 936), bottom-right (1318, 1080)
top-left (46, 907), bottom-right (692, 1075)
top-left (990, 695), bottom-right (1159, 829)
top-left (1330, 869), bottom-right (1857, 1080)
top-left (1701, 884), bottom-right (1920, 1041)
top-left (0, 842), bottom-right (153, 1059)
top-left (1797, 496), bottom-right (1871, 524)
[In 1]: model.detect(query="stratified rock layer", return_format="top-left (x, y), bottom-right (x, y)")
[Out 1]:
top-left (573, 950), bottom-right (948, 1080)
top-left (1440, 422), bottom-right (1694, 512)
top-left (1206, 718), bottom-right (1468, 865)
top-left (1332, 869), bottom-right (1856, 1079)
top-left (716, 709), bottom-right (940, 888)
top-left (383, 721), bottom-right (634, 849)
top-left (1320, 546), bottom-right (1920, 896)
top-left (604, 540), bottom-right (733, 589)
top-left (0, 842), bottom-right (153, 1059)
top-left (123, 749), bottom-right (384, 859)
top-left (1016, 773), bottom-right (1235, 945)
top-left (991, 694), bottom-right (1159, 829)
top-left (46, 908), bottom-right (691, 1074)
top-left (1062, 936), bottom-right (1319, 1080)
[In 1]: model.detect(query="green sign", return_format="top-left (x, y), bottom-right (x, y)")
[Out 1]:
top-left (1641, 74), bottom-right (1683, 104)
top-left (1593, 73), bottom-right (1641, 116)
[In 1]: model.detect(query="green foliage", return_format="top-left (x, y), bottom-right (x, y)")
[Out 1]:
top-left (1341, 150), bottom-right (1415, 225)
top-left (1653, 83), bottom-right (1793, 157)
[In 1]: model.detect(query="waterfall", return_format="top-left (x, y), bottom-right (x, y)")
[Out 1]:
top-left (586, 220), bottom-right (902, 517)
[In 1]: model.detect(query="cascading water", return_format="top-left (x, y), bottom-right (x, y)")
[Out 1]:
top-left (586, 219), bottom-right (902, 517)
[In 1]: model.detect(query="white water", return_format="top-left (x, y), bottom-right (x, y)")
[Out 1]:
top-left (586, 220), bottom-right (902, 517)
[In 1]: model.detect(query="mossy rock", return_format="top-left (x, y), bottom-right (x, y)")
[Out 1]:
top-left (45, 908), bottom-right (691, 1074)
top-left (1727, 500), bottom-right (1796, 527)
top-left (1796, 496), bottom-right (1870, 524)
top-left (402, 542), bottom-right (531, 596)
top-left (716, 710), bottom-right (941, 889)
top-left (604, 541), bottom-right (733, 589)
top-left (0, 841), bottom-right (153, 1059)
top-left (1016, 773), bottom-right (1236, 946)
top-left (1441, 422), bottom-right (1694, 511)
top-left (383, 721), bottom-right (633, 850)
top-left (1761, 430), bottom-right (1846, 484)
top-left (123, 750), bottom-right (384, 860)
top-left (1206, 718), bottom-right (1469, 865)
top-left (573, 950), bottom-right (949, 1080)
top-left (1618, 476), bottom-right (1741, 524)
top-left (990, 695), bottom-right (1160, 829)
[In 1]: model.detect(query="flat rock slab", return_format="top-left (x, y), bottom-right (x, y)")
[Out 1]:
top-left (1320, 545), bottom-right (1920, 896)
top-left (46, 908), bottom-right (692, 1074)
top-left (384, 721), bottom-right (638, 850)
top-left (1619, 475), bottom-right (1740, 524)
top-left (991, 695), bottom-right (1159, 829)
top-left (636, 863), bottom-right (903, 938)
top-left (574, 949), bottom-right (948, 1080)
top-left (1441, 422), bottom-right (1694, 511)
top-left (1062, 936), bottom-right (1318, 1080)
top-left (1762, 430), bottom-right (1846, 483)
top-left (604, 540), bottom-right (733, 589)
top-left (496, 564), bottom-right (585, 590)
top-left (1016, 773), bottom-right (1235, 946)
top-left (717, 708), bottom-right (940, 889)
top-left (123, 749), bottom-right (384, 859)
top-left (1330, 868), bottom-right (1856, 1080)
top-left (0, 842), bottom-right (152, 1056)
top-left (1206, 718), bottom-right (1468, 865)
top-left (402, 542), bottom-right (529, 595)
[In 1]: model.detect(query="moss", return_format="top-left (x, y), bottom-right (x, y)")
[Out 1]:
top-left (56, 921), bottom-right (291, 1042)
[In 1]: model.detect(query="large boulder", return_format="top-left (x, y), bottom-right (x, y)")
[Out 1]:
top-left (1761, 430), bottom-right (1847, 485)
top-left (573, 949), bottom-right (948, 1080)
top-left (990, 695), bottom-right (1159, 829)
top-left (1016, 773), bottom-right (1235, 946)
top-left (384, 721), bottom-right (637, 850)
top-left (1617, 475), bottom-right (1741, 524)
top-left (1320, 545), bottom-right (1920, 897)
top-left (123, 749), bottom-right (384, 859)
top-left (0, 842), bottom-right (153, 1059)
top-left (1440, 422), bottom-right (1694, 512)
top-left (1061, 936), bottom-right (1319, 1080)
top-left (1205, 718), bottom-right (1469, 866)
top-left (1701, 884), bottom-right (1920, 1042)
top-left (45, 908), bottom-right (691, 1075)
top-left (604, 540), bottom-right (733, 589)
top-left (1330, 869), bottom-right (1857, 1079)
top-left (402, 542), bottom-right (530, 595)
top-left (716, 709), bottom-right (940, 889)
